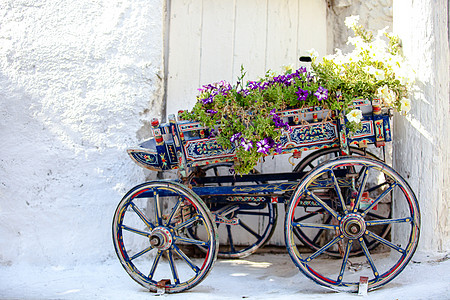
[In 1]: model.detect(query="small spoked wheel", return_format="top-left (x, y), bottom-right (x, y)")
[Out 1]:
top-left (190, 202), bottom-right (277, 258)
top-left (285, 156), bottom-right (420, 292)
top-left (292, 147), bottom-right (391, 257)
top-left (192, 163), bottom-right (277, 259)
top-left (112, 181), bottom-right (218, 293)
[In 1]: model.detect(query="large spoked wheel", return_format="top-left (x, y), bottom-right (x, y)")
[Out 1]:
top-left (112, 181), bottom-right (218, 293)
top-left (292, 147), bottom-right (391, 257)
top-left (191, 163), bottom-right (277, 259)
top-left (285, 156), bottom-right (420, 292)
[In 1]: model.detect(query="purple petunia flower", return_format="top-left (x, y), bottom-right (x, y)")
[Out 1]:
top-left (270, 110), bottom-right (290, 129)
top-left (314, 86), bottom-right (328, 101)
top-left (240, 139), bottom-right (253, 151)
top-left (266, 137), bottom-right (275, 148)
top-left (284, 124), bottom-right (292, 133)
top-left (239, 89), bottom-right (250, 97)
top-left (296, 88), bottom-right (309, 101)
top-left (248, 81), bottom-right (260, 90)
top-left (275, 143), bottom-right (283, 153)
top-left (256, 138), bottom-right (270, 155)
top-left (202, 95), bottom-right (214, 105)
top-left (274, 117), bottom-right (285, 127)
top-left (206, 109), bottom-right (218, 114)
top-left (208, 129), bottom-right (216, 138)
top-left (230, 132), bottom-right (242, 143)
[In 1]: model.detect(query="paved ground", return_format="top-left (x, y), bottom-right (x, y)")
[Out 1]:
top-left (0, 252), bottom-right (448, 300)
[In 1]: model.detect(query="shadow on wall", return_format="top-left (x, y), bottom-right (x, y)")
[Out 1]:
top-left (0, 71), bottom-right (144, 267)
top-left (392, 78), bottom-right (447, 252)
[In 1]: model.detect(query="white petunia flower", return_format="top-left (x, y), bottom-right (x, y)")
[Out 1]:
top-left (373, 69), bottom-right (385, 81)
top-left (377, 85), bottom-right (396, 105)
top-left (344, 15), bottom-right (360, 28)
top-left (376, 26), bottom-right (389, 39)
top-left (377, 85), bottom-right (389, 97)
top-left (306, 48), bottom-right (319, 60)
top-left (400, 98), bottom-right (411, 114)
top-left (346, 109), bottom-right (363, 123)
top-left (364, 66), bottom-right (385, 80)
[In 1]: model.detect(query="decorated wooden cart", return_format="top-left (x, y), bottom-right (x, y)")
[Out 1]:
top-left (112, 99), bottom-right (420, 294)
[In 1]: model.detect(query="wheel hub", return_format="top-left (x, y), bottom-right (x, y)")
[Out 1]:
top-left (340, 214), bottom-right (366, 239)
top-left (149, 227), bottom-right (173, 250)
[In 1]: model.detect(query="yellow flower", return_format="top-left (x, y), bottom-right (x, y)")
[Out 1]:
top-left (282, 64), bottom-right (293, 73)
top-left (346, 109), bottom-right (363, 123)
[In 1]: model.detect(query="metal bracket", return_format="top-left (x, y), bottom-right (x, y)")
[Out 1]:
top-left (156, 279), bottom-right (171, 295)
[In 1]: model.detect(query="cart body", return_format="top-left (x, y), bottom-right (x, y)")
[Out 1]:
top-left (113, 99), bottom-right (419, 294)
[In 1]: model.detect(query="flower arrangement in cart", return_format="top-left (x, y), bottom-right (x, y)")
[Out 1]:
top-left (182, 16), bottom-right (415, 174)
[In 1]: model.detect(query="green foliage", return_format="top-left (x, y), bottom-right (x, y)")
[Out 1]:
top-left (182, 17), bottom-right (414, 175)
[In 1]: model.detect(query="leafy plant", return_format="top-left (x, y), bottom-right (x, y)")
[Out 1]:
top-left (181, 16), bottom-right (414, 174)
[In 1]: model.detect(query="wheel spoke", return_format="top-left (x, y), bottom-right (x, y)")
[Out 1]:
top-left (121, 224), bottom-right (151, 237)
top-left (305, 235), bottom-right (343, 262)
top-left (165, 198), bottom-right (182, 226)
top-left (130, 246), bottom-right (153, 261)
top-left (129, 202), bottom-right (155, 230)
top-left (330, 169), bottom-right (348, 214)
top-left (154, 190), bottom-right (162, 226)
top-left (175, 236), bottom-right (208, 246)
top-left (217, 205), bottom-right (239, 217)
top-left (148, 250), bottom-right (163, 279)
top-left (359, 238), bottom-right (379, 278)
top-left (311, 229), bottom-right (325, 244)
top-left (366, 230), bottom-right (406, 254)
top-left (227, 225), bottom-right (236, 253)
top-left (311, 215), bottom-right (333, 244)
top-left (293, 222), bottom-right (339, 230)
top-left (293, 209), bottom-right (325, 223)
top-left (213, 167), bottom-right (223, 187)
top-left (174, 216), bottom-right (199, 231)
top-left (353, 167), bottom-right (369, 213)
top-left (172, 244), bottom-right (200, 273)
top-left (366, 217), bottom-right (412, 226)
top-left (337, 240), bottom-right (353, 284)
top-left (361, 183), bottom-right (397, 216)
top-left (167, 250), bottom-right (180, 285)
top-left (305, 189), bottom-right (340, 220)
top-left (365, 211), bottom-right (390, 219)
top-left (366, 181), bottom-right (389, 193)
top-left (239, 220), bottom-right (262, 239)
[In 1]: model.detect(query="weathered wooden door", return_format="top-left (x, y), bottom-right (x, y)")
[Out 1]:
top-left (166, 0), bottom-right (327, 116)
top-left (165, 0), bottom-right (327, 246)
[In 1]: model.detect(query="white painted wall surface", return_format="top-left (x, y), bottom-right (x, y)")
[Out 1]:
top-left (1, 0), bottom-right (447, 270)
top-left (393, 0), bottom-right (450, 253)
top-left (0, 0), bottom-right (164, 265)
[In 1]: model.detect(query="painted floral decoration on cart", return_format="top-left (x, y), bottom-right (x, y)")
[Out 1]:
top-left (182, 16), bottom-right (414, 174)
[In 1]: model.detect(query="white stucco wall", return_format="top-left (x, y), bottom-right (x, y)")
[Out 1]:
top-left (327, 0), bottom-right (393, 53)
top-left (0, 0), bottom-right (164, 265)
top-left (1, 0), bottom-right (447, 269)
top-left (393, 0), bottom-right (450, 253)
